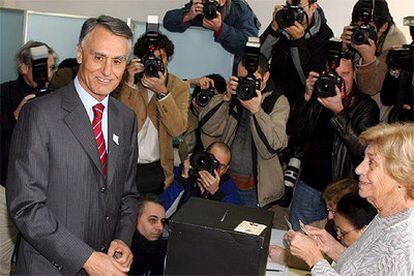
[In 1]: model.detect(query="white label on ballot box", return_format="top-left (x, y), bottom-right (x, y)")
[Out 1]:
top-left (234, 220), bottom-right (267, 236)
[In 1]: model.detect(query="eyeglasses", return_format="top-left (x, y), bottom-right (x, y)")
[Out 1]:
top-left (327, 208), bottom-right (336, 215)
top-left (335, 226), bottom-right (357, 239)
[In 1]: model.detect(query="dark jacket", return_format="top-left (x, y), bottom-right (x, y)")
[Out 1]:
top-left (160, 167), bottom-right (241, 216)
top-left (260, 7), bottom-right (333, 105)
top-left (129, 231), bottom-right (167, 276)
top-left (163, 0), bottom-right (259, 58)
top-left (288, 87), bottom-right (379, 191)
top-left (0, 76), bottom-right (35, 186)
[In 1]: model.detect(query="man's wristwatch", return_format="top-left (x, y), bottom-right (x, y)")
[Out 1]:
top-left (157, 91), bottom-right (169, 100)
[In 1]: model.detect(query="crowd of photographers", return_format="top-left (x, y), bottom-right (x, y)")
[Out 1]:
top-left (0, 0), bottom-right (413, 274)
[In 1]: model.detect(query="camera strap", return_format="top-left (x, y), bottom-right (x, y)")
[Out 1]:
top-left (290, 47), bottom-right (307, 84)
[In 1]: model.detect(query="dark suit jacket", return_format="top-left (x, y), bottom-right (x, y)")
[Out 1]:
top-left (6, 82), bottom-right (139, 275)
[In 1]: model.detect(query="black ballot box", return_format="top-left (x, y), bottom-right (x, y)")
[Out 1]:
top-left (165, 198), bottom-right (273, 275)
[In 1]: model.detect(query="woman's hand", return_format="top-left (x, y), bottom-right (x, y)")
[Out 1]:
top-left (306, 225), bottom-right (346, 262)
top-left (285, 230), bottom-right (324, 268)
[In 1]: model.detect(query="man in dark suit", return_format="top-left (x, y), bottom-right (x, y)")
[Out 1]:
top-left (6, 15), bottom-right (139, 275)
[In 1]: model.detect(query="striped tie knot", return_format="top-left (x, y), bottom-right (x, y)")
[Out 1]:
top-left (93, 103), bottom-right (105, 120)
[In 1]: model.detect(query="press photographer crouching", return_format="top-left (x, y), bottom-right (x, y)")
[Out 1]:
top-left (200, 37), bottom-right (290, 207)
top-left (381, 16), bottom-right (414, 123)
top-left (287, 39), bottom-right (379, 231)
top-left (118, 16), bottom-right (189, 194)
top-left (179, 74), bottom-right (227, 159)
top-left (160, 142), bottom-right (241, 217)
top-left (340, 0), bottom-right (406, 122)
top-left (0, 40), bottom-right (56, 274)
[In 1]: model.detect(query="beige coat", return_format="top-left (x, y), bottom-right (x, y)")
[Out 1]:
top-left (199, 91), bottom-right (290, 207)
top-left (118, 73), bottom-right (189, 188)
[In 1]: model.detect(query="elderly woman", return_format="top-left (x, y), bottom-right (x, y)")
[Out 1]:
top-left (286, 123), bottom-right (414, 275)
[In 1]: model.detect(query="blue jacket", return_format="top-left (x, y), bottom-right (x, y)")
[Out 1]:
top-left (160, 167), bottom-right (241, 216)
top-left (163, 0), bottom-right (259, 57)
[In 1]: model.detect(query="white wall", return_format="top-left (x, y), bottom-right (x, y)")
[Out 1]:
top-left (2, 0), bottom-right (413, 40)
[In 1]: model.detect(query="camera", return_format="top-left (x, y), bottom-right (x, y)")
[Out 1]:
top-left (189, 150), bottom-right (220, 177)
top-left (314, 38), bottom-right (345, 98)
top-left (236, 37), bottom-right (261, 101)
top-left (387, 16), bottom-right (414, 72)
top-left (351, 9), bottom-right (377, 45)
top-left (135, 15), bottom-right (165, 82)
top-left (383, 16), bottom-right (414, 123)
top-left (203, 0), bottom-right (220, 20)
top-left (274, 0), bottom-right (304, 29)
top-left (193, 85), bottom-right (215, 107)
top-left (30, 45), bottom-right (51, 97)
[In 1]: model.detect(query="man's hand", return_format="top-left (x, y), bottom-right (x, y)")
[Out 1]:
top-left (141, 71), bottom-right (168, 95)
top-left (341, 25), bottom-right (376, 64)
top-left (224, 76), bottom-right (238, 101)
top-left (304, 71), bottom-right (319, 102)
top-left (198, 169), bottom-right (220, 195)
top-left (239, 89), bottom-right (262, 114)
top-left (271, 5), bottom-right (284, 32)
top-left (125, 58), bottom-right (144, 86)
top-left (341, 25), bottom-right (354, 50)
top-left (83, 251), bottom-right (128, 276)
top-left (203, 12), bottom-right (222, 32)
top-left (317, 86), bottom-right (344, 114)
top-left (107, 239), bottom-right (133, 270)
top-left (352, 39), bottom-right (376, 65)
top-left (14, 94), bottom-right (36, 120)
top-left (183, 0), bottom-right (204, 22)
top-left (181, 154), bottom-right (192, 178)
top-left (285, 21), bottom-right (305, 40)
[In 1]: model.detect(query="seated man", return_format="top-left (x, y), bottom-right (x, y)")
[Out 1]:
top-left (160, 142), bottom-right (241, 217)
top-left (130, 194), bottom-right (167, 276)
top-left (287, 54), bottom-right (379, 230)
top-left (199, 53), bottom-right (290, 208)
top-left (118, 33), bottom-right (189, 194)
top-left (163, 0), bottom-right (260, 70)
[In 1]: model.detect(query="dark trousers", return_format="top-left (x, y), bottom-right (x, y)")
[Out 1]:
top-left (136, 161), bottom-right (165, 195)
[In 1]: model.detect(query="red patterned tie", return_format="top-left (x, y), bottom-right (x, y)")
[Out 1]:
top-left (92, 103), bottom-right (108, 176)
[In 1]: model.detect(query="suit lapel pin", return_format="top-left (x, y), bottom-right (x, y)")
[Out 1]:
top-left (113, 134), bottom-right (119, 145)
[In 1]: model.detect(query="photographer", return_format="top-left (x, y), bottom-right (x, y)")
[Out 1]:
top-left (287, 54), bottom-right (379, 231)
top-left (199, 47), bottom-right (290, 208)
top-left (179, 74), bottom-right (227, 159)
top-left (260, 0), bottom-right (333, 105)
top-left (340, 0), bottom-right (406, 122)
top-left (160, 142), bottom-right (241, 216)
top-left (163, 0), bottom-right (260, 70)
top-left (380, 16), bottom-right (414, 123)
top-left (0, 40), bottom-right (56, 275)
top-left (118, 31), bottom-right (189, 194)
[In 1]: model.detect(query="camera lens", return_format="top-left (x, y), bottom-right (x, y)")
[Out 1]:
top-left (236, 76), bottom-right (258, 101)
top-left (351, 29), bottom-right (369, 45)
top-left (275, 8), bottom-right (295, 29)
top-left (204, 0), bottom-right (218, 20)
top-left (314, 73), bottom-right (337, 98)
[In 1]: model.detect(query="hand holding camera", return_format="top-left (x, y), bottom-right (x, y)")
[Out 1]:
top-left (317, 86), bottom-right (344, 115)
top-left (202, 9), bottom-right (222, 32)
top-left (273, 1), bottom-right (305, 31)
top-left (198, 169), bottom-right (220, 195)
top-left (304, 71), bottom-right (319, 102)
top-left (184, 0), bottom-right (204, 22)
top-left (126, 57), bottom-right (144, 86)
top-left (271, 5), bottom-right (284, 31)
top-left (224, 76), bottom-right (239, 101)
top-left (141, 70), bottom-right (168, 95)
